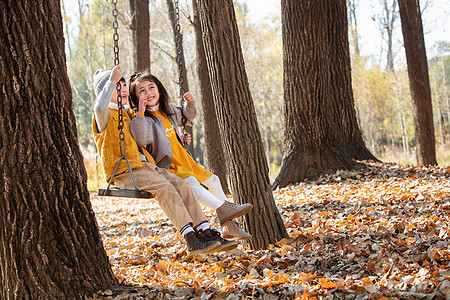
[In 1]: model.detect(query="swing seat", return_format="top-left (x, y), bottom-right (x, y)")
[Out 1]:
top-left (98, 187), bottom-right (153, 198)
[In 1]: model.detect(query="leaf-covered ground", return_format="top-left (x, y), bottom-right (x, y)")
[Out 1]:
top-left (90, 162), bottom-right (450, 299)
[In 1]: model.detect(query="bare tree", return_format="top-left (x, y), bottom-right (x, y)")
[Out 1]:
top-left (196, 0), bottom-right (288, 249)
top-left (381, 0), bottom-right (398, 72)
top-left (398, 0), bottom-right (437, 165)
top-left (327, 0), bottom-right (377, 162)
top-left (192, 0), bottom-right (229, 193)
top-left (347, 0), bottom-right (360, 58)
top-left (166, 0), bottom-right (194, 156)
top-left (0, 1), bottom-right (118, 298)
top-left (129, 0), bottom-right (151, 71)
top-left (273, 0), bottom-right (366, 189)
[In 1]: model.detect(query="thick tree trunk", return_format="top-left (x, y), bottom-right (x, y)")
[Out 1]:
top-left (196, 0), bottom-right (288, 249)
top-left (273, 0), bottom-right (356, 190)
top-left (130, 0), bottom-right (150, 72)
top-left (166, 0), bottom-right (194, 156)
top-left (327, 0), bottom-right (378, 162)
top-left (192, 0), bottom-right (229, 194)
top-left (0, 1), bottom-right (118, 299)
top-left (398, 0), bottom-right (437, 165)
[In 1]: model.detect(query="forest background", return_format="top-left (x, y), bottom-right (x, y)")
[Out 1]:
top-left (62, 0), bottom-right (450, 191)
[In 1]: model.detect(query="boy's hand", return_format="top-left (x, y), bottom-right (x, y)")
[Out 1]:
top-left (183, 92), bottom-right (195, 103)
top-left (138, 96), bottom-right (148, 114)
top-left (109, 65), bottom-right (123, 84)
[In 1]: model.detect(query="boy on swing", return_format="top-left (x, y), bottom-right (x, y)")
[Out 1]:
top-left (92, 65), bottom-right (238, 256)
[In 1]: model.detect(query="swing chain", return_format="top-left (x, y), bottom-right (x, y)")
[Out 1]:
top-left (112, 0), bottom-right (120, 66)
top-left (112, 0), bottom-right (125, 156)
top-left (173, 0), bottom-right (188, 144)
top-left (102, 0), bottom-right (141, 198)
top-left (173, 0), bottom-right (184, 98)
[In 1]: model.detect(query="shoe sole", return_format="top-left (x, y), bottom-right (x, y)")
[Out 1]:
top-left (222, 234), bottom-right (252, 241)
top-left (187, 241), bottom-right (221, 256)
top-left (211, 241), bottom-right (239, 253)
top-left (220, 204), bottom-right (253, 226)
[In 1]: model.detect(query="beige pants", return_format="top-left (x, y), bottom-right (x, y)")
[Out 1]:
top-left (112, 162), bottom-right (207, 231)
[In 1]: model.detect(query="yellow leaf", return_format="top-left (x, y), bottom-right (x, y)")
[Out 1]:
top-left (276, 238), bottom-right (288, 246)
top-left (318, 277), bottom-right (337, 289)
top-left (361, 277), bottom-right (373, 286)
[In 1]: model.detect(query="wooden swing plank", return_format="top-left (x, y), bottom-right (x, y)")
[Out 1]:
top-left (98, 187), bottom-right (153, 199)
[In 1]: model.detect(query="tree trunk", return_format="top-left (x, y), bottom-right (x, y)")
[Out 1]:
top-left (0, 1), bottom-right (118, 299)
top-left (192, 0), bottom-right (229, 194)
top-left (327, 0), bottom-right (378, 162)
top-left (196, 0), bottom-right (288, 249)
top-left (442, 62), bottom-right (449, 144)
top-left (130, 0), bottom-right (150, 72)
top-left (381, 0), bottom-right (398, 72)
top-left (273, 0), bottom-right (357, 189)
top-left (347, 0), bottom-right (360, 58)
top-left (166, 0), bottom-right (194, 156)
top-left (398, 0), bottom-right (437, 165)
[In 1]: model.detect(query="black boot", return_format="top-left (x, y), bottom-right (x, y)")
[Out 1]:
top-left (184, 231), bottom-right (220, 256)
top-left (198, 228), bottom-right (238, 253)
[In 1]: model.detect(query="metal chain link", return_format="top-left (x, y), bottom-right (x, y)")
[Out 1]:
top-left (112, 0), bottom-right (125, 157)
top-left (104, 0), bottom-right (140, 197)
top-left (173, 0), bottom-right (188, 146)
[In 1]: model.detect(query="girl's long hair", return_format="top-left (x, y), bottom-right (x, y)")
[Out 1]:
top-left (128, 72), bottom-right (173, 120)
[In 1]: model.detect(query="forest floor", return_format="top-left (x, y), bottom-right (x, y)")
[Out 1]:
top-left (89, 162), bottom-right (450, 300)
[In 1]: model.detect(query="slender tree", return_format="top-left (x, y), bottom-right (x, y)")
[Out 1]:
top-left (398, 0), bottom-right (437, 165)
top-left (192, 0), bottom-right (229, 194)
top-left (381, 0), bottom-right (398, 72)
top-left (327, 0), bottom-right (378, 161)
top-left (273, 0), bottom-right (358, 189)
top-left (0, 1), bottom-right (118, 298)
top-left (196, 0), bottom-right (288, 249)
top-left (166, 0), bottom-right (194, 156)
top-left (347, 0), bottom-right (360, 58)
top-left (129, 0), bottom-right (150, 71)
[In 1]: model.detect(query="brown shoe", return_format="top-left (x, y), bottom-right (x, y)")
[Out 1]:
top-left (222, 221), bottom-right (252, 240)
top-left (215, 201), bottom-right (253, 226)
top-left (198, 228), bottom-right (238, 253)
top-left (184, 231), bottom-right (220, 256)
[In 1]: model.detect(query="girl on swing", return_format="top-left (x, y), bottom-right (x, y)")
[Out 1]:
top-left (128, 72), bottom-right (253, 240)
top-left (92, 65), bottom-right (238, 256)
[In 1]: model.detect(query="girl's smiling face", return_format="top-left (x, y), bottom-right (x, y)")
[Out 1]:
top-left (136, 79), bottom-right (160, 107)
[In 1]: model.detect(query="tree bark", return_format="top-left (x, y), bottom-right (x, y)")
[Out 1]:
top-left (192, 0), bottom-right (229, 194)
top-left (166, 0), bottom-right (194, 156)
top-left (327, 0), bottom-right (378, 162)
top-left (196, 0), bottom-right (288, 249)
top-left (273, 0), bottom-right (357, 190)
top-left (130, 0), bottom-right (151, 72)
top-left (0, 1), bottom-right (118, 299)
top-left (398, 0), bottom-right (437, 165)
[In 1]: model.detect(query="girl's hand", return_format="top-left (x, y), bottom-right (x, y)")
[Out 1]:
top-left (183, 132), bottom-right (192, 146)
top-left (109, 65), bottom-right (123, 84)
top-left (138, 96), bottom-right (148, 114)
top-left (183, 92), bottom-right (195, 103)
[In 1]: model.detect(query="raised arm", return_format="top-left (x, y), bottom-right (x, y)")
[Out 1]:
top-left (93, 82), bottom-right (115, 132)
top-left (183, 92), bottom-right (197, 123)
top-left (93, 65), bottom-right (124, 132)
top-left (171, 92), bottom-right (197, 127)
